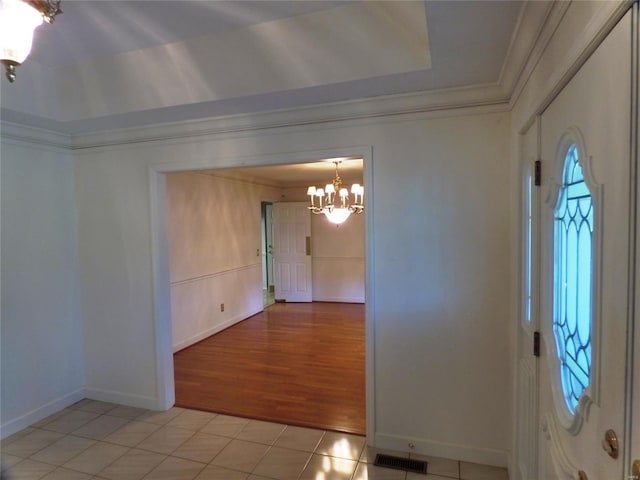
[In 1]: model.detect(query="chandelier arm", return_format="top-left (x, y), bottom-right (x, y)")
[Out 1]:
top-left (27, 0), bottom-right (62, 22)
top-left (2, 61), bottom-right (17, 82)
top-left (306, 159), bottom-right (364, 223)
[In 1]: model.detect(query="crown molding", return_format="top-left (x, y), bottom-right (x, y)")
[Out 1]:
top-left (499, 1), bottom-right (557, 95)
top-left (7, 0), bottom-right (632, 151)
top-left (0, 120), bottom-right (72, 150)
top-left (72, 83), bottom-right (509, 150)
top-left (510, 0), bottom-right (634, 114)
top-left (508, 0), bottom-right (571, 110)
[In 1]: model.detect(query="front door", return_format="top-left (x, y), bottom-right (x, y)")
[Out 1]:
top-left (537, 11), bottom-right (632, 479)
top-left (273, 202), bottom-right (312, 302)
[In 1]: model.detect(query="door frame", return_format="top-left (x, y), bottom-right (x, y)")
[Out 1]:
top-left (148, 146), bottom-right (375, 439)
top-left (628, 2), bottom-right (640, 475)
top-left (261, 201), bottom-right (275, 307)
top-left (513, 118), bottom-right (541, 480)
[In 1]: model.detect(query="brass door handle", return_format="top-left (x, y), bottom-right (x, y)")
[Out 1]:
top-left (602, 429), bottom-right (619, 459)
top-left (631, 459), bottom-right (640, 480)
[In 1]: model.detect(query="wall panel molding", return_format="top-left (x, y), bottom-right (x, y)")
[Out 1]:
top-left (171, 263), bottom-right (263, 351)
top-left (171, 263), bottom-right (261, 287)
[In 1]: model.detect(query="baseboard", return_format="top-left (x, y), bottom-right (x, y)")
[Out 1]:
top-left (312, 296), bottom-right (365, 303)
top-left (0, 388), bottom-right (86, 439)
top-left (374, 432), bottom-right (508, 468)
top-left (84, 388), bottom-right (161, 410)
top-left (172, 307), bottom-right (263, 352)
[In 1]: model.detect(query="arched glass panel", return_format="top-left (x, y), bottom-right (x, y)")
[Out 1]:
top-left (553, 144), bottom-right (592, 414)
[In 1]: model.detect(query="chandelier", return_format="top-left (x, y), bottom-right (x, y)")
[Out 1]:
top-left (306, 161), bottom-right (364, 225)
top-left (0, 0), bottom-right (62, 82)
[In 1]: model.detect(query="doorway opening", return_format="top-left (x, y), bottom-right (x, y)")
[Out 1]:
top-left (153, 153), bottom-right (373, 431)
top-left (261, 201), bottom-right (275, 308)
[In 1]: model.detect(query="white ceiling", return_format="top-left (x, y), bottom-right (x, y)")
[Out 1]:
top-left (1, 0), bottom-right (528, 135)
top-left (29, 1), bottom-right (356, 67)
top-left (202, 158), bottom-right (364, 188)
top-left (1, 0), bottom-right (539, 184)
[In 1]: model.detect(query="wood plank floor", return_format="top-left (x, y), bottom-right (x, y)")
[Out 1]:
top-left (173, 302), bottom-right (366, 435)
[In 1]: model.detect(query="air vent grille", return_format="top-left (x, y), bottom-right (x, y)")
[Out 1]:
top-left (373, 454), bottom-right (428, 474)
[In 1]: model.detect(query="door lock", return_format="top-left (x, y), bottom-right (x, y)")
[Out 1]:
top-left (602, 429), bottom-right (619, 459)
top-left (631, 459), bottom-right (640, 480)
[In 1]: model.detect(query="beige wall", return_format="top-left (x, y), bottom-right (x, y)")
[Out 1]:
top-left (167, 172), bottom-right (281, 351)
top-left (167, 171), bottom-right (365, 351)
top-left (311, 213), bottom-right (365, 303)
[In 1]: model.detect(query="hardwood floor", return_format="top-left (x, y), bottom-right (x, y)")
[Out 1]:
top-left (173, 302), bottom-right (366, 435)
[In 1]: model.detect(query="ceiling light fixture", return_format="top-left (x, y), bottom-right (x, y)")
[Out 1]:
top-left (307, 161), bottom-right (364, 225)
top-left (0, 0), bottom-right (61, 82)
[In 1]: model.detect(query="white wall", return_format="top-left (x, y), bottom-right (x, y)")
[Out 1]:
top-left (1, 129), bottom-right (84, 437)
top-left (74, 107), bottom-right (511, 466)
top-left (166, 172), bottom-right (282, 351)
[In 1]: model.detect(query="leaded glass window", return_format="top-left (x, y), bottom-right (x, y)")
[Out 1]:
top-left (553, 144), bottom-right (592, 414)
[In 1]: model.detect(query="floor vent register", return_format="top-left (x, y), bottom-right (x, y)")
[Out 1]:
top-left (373, 454), bottom-right (428, 474)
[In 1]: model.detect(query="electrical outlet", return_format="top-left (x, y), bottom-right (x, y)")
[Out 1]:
top-left (220, 303), bottom-right (224, 312)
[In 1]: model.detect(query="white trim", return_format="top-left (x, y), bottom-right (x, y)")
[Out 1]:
top-left (541, 413), bottom-right (582, 480)
top-left (170, 263), bottom-right (261, 287)
top-left (71, 90), bottom-right (508, 150)
top-left (627, 4), bottom-right (640, 476)
top-left (499, 1), bottom-right (557, 97)
top-left (311, 296), bottom-right (364, 304)
top-left (0, 389), bottom-right (85, 439)
top-left (84, 388), bottom-right (160, 410)
top-left (544, 126), bottom-right (602, 435)
top-left (509, 1), bottom-right (571, 115)
top-left (0, 120), bottom-right (72, 150)
top-left (374, 432), bottom-right (507, 468)
top-left (514, 1), bottom-right (633, 133)
top-left (148, 144), bottom-right (375, 439)
top-left (513, 119), bottom-right (541, 480)
top-left (362, 146), bottom-right (375, 445)
top-left (149, 170), bottom-right (175, 410)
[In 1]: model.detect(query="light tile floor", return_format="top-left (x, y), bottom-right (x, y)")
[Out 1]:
top-left (0, 400), bottom-right (509, 480)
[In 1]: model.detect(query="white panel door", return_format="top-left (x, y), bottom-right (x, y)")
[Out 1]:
top-left (537, 12), bottom-right (632, 479)
top-left (273, 202), bottom-right (312, 302)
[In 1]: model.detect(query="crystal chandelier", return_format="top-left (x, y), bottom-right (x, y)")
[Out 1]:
top-left (0, 0), bottom-right (62, 82)
top-left (306, 161), bottom-right (364, 225)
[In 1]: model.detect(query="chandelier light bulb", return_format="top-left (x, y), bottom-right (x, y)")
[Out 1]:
top-left (0, 0), bottom-right (62, 82)
top-left (306, 160), bottom-right (364, 225)
top-left (324, 208), bottom-right (352, 225)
